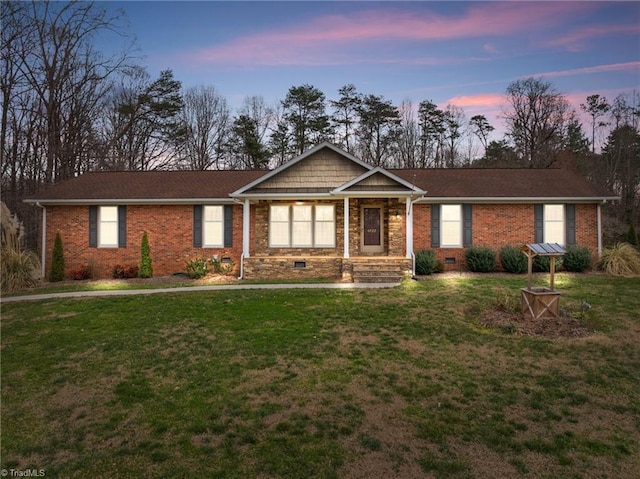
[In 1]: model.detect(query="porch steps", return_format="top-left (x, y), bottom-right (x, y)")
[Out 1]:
top-left (351, 262), bottom-right (406, 284)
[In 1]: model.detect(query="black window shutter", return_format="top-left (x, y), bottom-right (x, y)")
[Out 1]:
top-left (193, 205), bottom-right (203, 247)
top-left (565, 204), bottom-right (576, 245)
top-left (431, 204), bottom-right (440, 248)
top-left (89, 206), bottom-right (98, 247)
top-left (534, 204), bottom-right (544, 243)
top-left (463, 204), bottom-right (473, 247)
top-left (118, 206), bottom-right (127, 248)
top-left (224, 205), bottom-right (233, 247)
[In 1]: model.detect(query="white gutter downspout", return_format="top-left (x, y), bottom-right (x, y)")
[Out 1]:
top-left (597, 202), bottom-right (603, 257)
top-left (36, 202), bottom-right (46, 278)
top-left (406, 195), bottom-right (424, 278)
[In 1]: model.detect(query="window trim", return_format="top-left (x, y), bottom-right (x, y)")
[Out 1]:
top-left (203, 205), bottom-right (224, 247)
top-left (543, 204), bottom-right (566, 245)
top-left (98, 206), bottom-right (119, 248)
top-left (440, 204), bottom-right (463, 248)
top-left (269, 203), bottom-right (336, 248)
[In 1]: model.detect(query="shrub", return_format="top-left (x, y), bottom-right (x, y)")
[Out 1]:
top-left (533, 254), bottom-right (563, 273)
top-left (465, 247), bottom-right (496, 273)
top-left (562, 245), bottom-right (592, 272)
top-left (139, 232), bottom-right (153, 278)
top-left (186, 257), bottom-right (209, 279)
top-left (50, 232), bottom-right (65, 282)
top-left (597, 242), bottom-right (640, 277)
top-left (212, 257), bottom-right (236, 276)
top-left (70, 265), bottom-right (93, 280)
top-left (1, 202), bottom-right (41, 293)
top-left (112, 264), bottom-right (139, 279)
top-left (499, 245), bottom-right (527, 274)
top-left (415, 249), bottom-right (439, 275)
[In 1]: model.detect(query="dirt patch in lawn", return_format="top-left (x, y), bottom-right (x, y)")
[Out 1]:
top-left (478, 309), bottom-right (591, 338)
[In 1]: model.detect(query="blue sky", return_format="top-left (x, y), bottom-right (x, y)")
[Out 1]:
top-left (104, 1), bottom-right (639, 139)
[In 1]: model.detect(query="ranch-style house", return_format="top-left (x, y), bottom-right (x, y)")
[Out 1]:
top-left (26, 142), bottom-right (618, 282)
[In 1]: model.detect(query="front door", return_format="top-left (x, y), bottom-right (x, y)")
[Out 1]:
top-left (361, 206), bottom-right (384, 253)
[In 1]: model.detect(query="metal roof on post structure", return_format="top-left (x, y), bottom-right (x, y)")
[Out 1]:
top-left (521, 243), bottom-right (567, 291)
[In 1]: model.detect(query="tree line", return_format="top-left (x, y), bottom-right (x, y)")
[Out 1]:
top-left (2, 1), bottom-right (639, 247)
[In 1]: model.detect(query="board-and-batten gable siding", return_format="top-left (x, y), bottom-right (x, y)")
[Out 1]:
top-left (252, 150), bottom-right (369, 191)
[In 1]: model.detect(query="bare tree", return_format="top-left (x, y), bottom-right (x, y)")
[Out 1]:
top-left (469, 115), bottom-right (494, 151)
top-left (503, 77), bottom-right (569, 167)
top-left (178, 85), bottom-right (229, 170)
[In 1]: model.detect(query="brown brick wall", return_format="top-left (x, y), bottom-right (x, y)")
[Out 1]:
top-left (44, 204), bottom-right (243, 279)
top-left (413, 203), bottom-right (599, 271)
top-left (43, 201), bottom-right (600, 279)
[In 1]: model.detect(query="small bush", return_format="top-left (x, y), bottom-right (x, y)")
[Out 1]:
top-left (186, 257), bottom-right (209, 279)
top-left (70, 265), bottom-right (93, 280)
top-left (112, 264), bottom-right (139, 279)
top-left (500, 245), bottom-right (527, 274)
top-left (465, 247), bottom-right (496, 273)
top-left (415, 249), bottom-right (439, 275)
top-left (563, 245), bottom-right (592, 272)
top-left (50, 232), bottom-right (65, 282)
top-left (533, 255), bottom-right (563, 273)
top-left (597, 242), bottom-right (640, 277)
top-left (139, 232), bottom-right (153, 278)
top-left (212, 257), bottom-right (235, 276)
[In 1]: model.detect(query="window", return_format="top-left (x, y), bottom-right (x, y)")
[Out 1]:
top-left (269, 204), bottom-right (336, 248)
top-left (543, 204), bottom-right (565, 244)
top-left (193, 205), bottom-right (233, 248)
top-left (315, 205), bottom-right (335, 247)
top-left (99, 206), bottom-right (119, 247)
top-left (292, 205), bottom-right (313, 247)
top-left (89, 205), bottom-right (126, 248)
top-left (269, 205), bottom-right (291, 247)
top-left (203, 206), bottom-right (224, 247)
top-left (441, 204), bottom-right (462, 247)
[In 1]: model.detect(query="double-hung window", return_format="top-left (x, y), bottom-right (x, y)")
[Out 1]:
top-left (543, 204), bottom-right (565, 244)
top-left (89, 205), bottom-right (126, 248)
top-left (98, 206), bottom-right (119, 247)
top-left (269, 204), bottom-right (336, 248)
top-left (203, 206), bottom-right (224, 247)
top-left (440, 204), bottom-right (462, 247)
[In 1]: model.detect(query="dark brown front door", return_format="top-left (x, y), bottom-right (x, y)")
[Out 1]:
top-left (362, 206), bottom-right (383, 253)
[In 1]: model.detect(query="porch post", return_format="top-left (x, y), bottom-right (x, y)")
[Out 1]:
top-left (406, 197), bottom-right (413, 259)
top-left (343, 197), bottom-right (350, 258)
top-left (243, 199), bottom-right (250, 257)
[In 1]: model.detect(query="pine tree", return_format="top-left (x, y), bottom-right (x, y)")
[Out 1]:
top-left (139, 232), bottom-right (153, 278)
top-left (50, 232), bottom-right (65, 282)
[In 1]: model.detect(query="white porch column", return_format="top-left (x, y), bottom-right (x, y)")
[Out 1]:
top-left (406, 197), bottom-right (413, 259)
top-left (243, 199), bottom-right (251, 257)
top-left (343, 197), bottom-right (350, 258)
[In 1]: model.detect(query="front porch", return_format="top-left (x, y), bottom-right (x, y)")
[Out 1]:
top-left (242, 256), bottom-right (412, 283)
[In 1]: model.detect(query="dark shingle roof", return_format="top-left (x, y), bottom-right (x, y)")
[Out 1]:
top-left (26, 170), bottom-right (268, 203)
top-left (26, 167), bottom-right (616, 204)
top-left (392, 168), bottom-right (615, 200)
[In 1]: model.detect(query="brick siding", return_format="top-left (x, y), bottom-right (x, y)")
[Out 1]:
top-left (42, 201), bottom-right (600, 279)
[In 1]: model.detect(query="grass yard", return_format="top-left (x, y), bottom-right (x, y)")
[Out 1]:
top-left (1, 274), bottom-right (639, 478)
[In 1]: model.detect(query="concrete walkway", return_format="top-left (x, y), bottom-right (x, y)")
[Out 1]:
top-left (1, 282), bottom-right (401, 303)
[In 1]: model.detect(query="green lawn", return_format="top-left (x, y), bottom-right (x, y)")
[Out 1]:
top-left (1, 274), bottom-right (639, 478)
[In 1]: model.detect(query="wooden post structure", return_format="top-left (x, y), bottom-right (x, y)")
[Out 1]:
top-left (520, 243), bottom-right (566, 319)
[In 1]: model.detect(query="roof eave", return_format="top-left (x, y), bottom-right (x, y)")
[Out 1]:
top-left (415, 196), bottom-right (620, 204)
top-left (24, 198), bottom-right (235, 206)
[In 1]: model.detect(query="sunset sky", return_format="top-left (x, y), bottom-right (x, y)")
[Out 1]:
top-left (106, 1), bottom-right (639, 141)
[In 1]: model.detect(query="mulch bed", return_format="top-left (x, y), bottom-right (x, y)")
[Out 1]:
top-left (478, 309), bottom-right (592, 338)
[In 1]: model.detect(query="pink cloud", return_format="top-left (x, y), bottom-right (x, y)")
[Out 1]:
top-left (447, 93), bottom-right (505, 109)
top-left (187, 3), bottom-right (585, 67)
top-left (530, 62), bottom-right (640, 79)
top-left (545, 24), bottom-right (640, 51)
